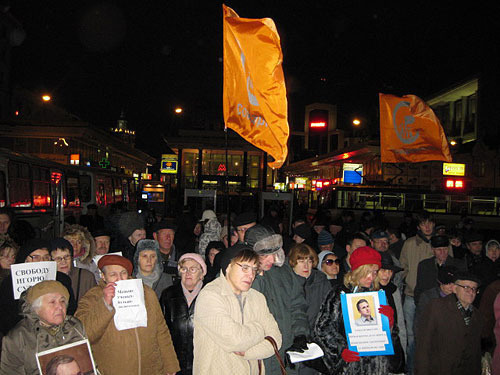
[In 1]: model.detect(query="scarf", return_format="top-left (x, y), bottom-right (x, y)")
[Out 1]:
top-left (136, 265), bottom-right (161, 288)
top-left (182, 280), bottom-right (203, 307)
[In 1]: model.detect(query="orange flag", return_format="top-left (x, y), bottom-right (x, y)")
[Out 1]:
top-left (223, 4), bottom-right (289, 169)
top-left (379, 93), bottom-right (452, 163)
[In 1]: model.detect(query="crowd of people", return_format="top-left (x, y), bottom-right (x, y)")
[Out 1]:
top-left (0, 203), bottom-right (499, 374)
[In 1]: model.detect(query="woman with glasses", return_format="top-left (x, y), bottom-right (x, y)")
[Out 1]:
top-left (311, 246), bottom-right (396, 375)
top-left (49, 238), bottom-right (96, 302)
top-left (289, 243), bottom-right (332, 330)
top-left (133, 239), bottom-right (172, 299)
top-left (318, 250), bottom-right (342, 287)
top-left (160, 253), bottom-right (207, 375)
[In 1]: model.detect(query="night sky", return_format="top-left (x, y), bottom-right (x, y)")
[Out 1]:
top-left (6, 1), bottom-right (496, 157)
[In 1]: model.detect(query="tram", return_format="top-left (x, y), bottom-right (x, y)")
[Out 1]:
top-left (0, 148), bottom-right (139, 236)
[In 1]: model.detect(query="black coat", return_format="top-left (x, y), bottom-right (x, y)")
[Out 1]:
top-left (160, 282), bottom-right (201, 375)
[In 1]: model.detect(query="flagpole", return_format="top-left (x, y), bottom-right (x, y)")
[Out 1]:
top-left (224, 126), bottom-right (231, 241)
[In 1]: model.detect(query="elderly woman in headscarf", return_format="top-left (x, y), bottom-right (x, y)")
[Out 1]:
top-left (133, 239), bottom-right (173, 299)
top-left (160, 253), bottom-right (207, 375)
top-left (63, 224), bottom-right (99, 283)
top-left (312, 246), bottom-right (397, 375)
top-left (0, 280), bottom-right (87, 374)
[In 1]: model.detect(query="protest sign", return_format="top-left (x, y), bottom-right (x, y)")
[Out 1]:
top-left (112, 278), bottom-right (148, 331)
top-left (11, 261), bottom-right (57, 300)
top-left (340, 290), bottom-right (394, 356)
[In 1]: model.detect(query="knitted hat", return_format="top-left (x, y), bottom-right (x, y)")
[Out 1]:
top-left (317, 250), bottom-right (335, 270)
top-left (26, 280), bottom-right (69, 304)
top-left (349, 246), bottom-right (381, 271)
top-left (178, 253), bottom-right (207, 276)
top-left (49, 238), bottom-right (74, 257)
top-left (16, 239), bottom-right (50, 263)
top-left (200, 209), bottom-right (217, 222)
top-left (97, 254), bottom-right (133, 275)
top-left (430, 235), bottom-right (450, 248)
top-left (318, 230), bottom-right (334, 246)
top-left (294, 224), bottom-right (311, 240)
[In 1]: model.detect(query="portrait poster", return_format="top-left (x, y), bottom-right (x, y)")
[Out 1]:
top-left (36, 339), bottom-right (97, 375)
top-left (340, 290), bottom-right (394, 356)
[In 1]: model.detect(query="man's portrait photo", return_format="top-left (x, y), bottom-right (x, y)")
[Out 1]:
top-left (354, 298), bottom-right (377, 326)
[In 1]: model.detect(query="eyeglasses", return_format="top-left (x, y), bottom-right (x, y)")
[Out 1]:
top-left (28, 254), bottom-right (51, 261)
top-left (179, 266), bottom-right (202, 274)
top-left (52, 255), bottom-right (72, 263)
top-left (323, 259), bottom-right (340, 266)
top-left (235, 262), bottom-right (259, 274)
top-left (455, 283), bottom-right (479, 294)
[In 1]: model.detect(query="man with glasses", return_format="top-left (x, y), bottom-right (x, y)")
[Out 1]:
top-left (415, 272), bottom-right (483, 375)
top-left (0, 239), bottom-right (76, 336)
top-left (193, 245), bottom-right (281, 374)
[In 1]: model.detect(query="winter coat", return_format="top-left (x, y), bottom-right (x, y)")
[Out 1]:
top-left (313, 284), bottom-right (393, 375)
top-left (193, 274), bottom-right (281, 375)
top-left (400, 233), bottom-right (452, 297)
top-left (68, 266), bottom-right (96, 301)
top-left (252, 263), bottom-right (310, 375)
top-left (293, 268), bottom-right (332, 329)
top-left (160, 281), bottom-right (202, 375)
top-left (492, 293), bottom-right (500, 375)
top-left (1, 311), bottom-right (87, 375)
top-left (0, 272), bottom-right (76, 336)
top-left (75, 280), bottom-right (180, 375)
top-left (414, 255), bottom-right (466, 304)
top-left (415, 294), bottom-right (483, 375)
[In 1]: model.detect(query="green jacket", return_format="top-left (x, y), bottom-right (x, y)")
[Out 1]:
top-left (0, 314), bottom-right (87, 375)
top-left (252, 263), bottom-right (310, 375)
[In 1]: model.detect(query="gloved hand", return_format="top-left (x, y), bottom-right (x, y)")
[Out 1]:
top-left (286, 334), bottom-right (309, 353)
top-left (378, 304), bottom-right (394, 328)
top-left (341, 348), bottom-right (360, 362)
top-left (285, 335), bottom-right (309, 369)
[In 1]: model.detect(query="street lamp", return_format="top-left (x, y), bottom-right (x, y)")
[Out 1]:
top-left (174, 107), bottom-right (183, 114)
top-left (352, 118), bottom-right (361, 126)
top-left (42, 94), bottom-right (51, 102)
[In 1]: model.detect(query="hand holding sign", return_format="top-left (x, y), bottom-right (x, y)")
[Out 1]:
top-left (112, 279), bottom-right (148, 331)
top-left (103, 282), bottom-right (116, 306)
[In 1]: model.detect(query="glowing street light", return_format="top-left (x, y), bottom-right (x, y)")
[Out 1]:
top-left (352, 118), bottom-right (361, 126)
top-left (42, 95), bottom-right (51, 102)
top-left (450, 140), bottom-right (457, 146)
top-left (174, 107), bottom-right (183, 114)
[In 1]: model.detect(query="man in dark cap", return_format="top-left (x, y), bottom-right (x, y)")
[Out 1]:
top-left (93, 228), bottom-right (112, 256)
top-left (0, 239), bottom-right (76, 335)
top-left (371, 229), bottom-right (405, 292)
top-left (415, 272), bottom-right (483, 375)
top-left (153, 222), bottom-right (180, 280)
top-left (234, 212), bottom-right (257, 243)
top-left (414, 235), bottom-right (466, 304)
top-left (244, 225), bottom-right (309, 375)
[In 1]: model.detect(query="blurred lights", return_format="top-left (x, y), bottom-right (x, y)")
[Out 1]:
top-left (352, 119), bottom-right (361, 126)
top-left (42, 95), bottom-right (51, 102)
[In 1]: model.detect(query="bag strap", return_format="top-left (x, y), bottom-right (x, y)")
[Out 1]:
top-left (265, 336), bottom-right (287, 375)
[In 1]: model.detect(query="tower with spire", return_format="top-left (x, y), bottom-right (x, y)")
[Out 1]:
top-left (110, 109), bottom-right (136, 145)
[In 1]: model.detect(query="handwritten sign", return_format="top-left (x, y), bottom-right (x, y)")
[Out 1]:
top-left (11, 261), bottom-right (57, 300)
top-left (112, 279), bottom-right (148, 331)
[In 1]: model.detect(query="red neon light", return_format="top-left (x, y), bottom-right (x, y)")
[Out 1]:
top-left (218, 163), bottom-right (226, 172)
top-left (51, 172), bottom-right (63, 185)
top-left (445, 179), bottom-right (454, 188)
top-left (310, 121), bottom-right (326, 128)
top-left (455, 180), bottom-right (464, 188)
top-left (323, 180), bottom-right (330, 186)
top-left (316, 181), bottom-right (323, 188)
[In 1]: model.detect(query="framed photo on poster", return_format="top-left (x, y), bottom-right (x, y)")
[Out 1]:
top-left (36, 339), bottom-right (97, 375)
top-left (340, 290), bottom-right (394, 356)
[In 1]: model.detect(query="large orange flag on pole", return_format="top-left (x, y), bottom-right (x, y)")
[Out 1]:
top-left (223, 4), bottom-right (289, 169)
top-left (379, 93), bottom-right (452, 163)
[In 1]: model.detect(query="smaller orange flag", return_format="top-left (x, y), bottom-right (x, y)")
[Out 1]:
top-left (379, 93), bottom-right (452, 163)
top-left (223, 4), bottom-right (289, 169)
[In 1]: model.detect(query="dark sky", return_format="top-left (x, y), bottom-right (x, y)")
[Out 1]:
top-left (6, 1), bottom-right (495, 156)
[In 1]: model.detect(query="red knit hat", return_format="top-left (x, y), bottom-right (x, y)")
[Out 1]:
top-left (349, 246), bottom-right (381, 271)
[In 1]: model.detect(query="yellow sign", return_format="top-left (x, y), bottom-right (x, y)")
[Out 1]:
top-left (443, 163), bottom-right (465, 176)
top-left (161, 154), bottom-right (178, 174)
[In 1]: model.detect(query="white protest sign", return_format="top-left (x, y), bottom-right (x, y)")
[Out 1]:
top-left (11, 261), bottom-right (57, 300)
top-left (112, 279), bottom-right (148, 331)
top-left (92, 252), bottom-right (123, 266)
